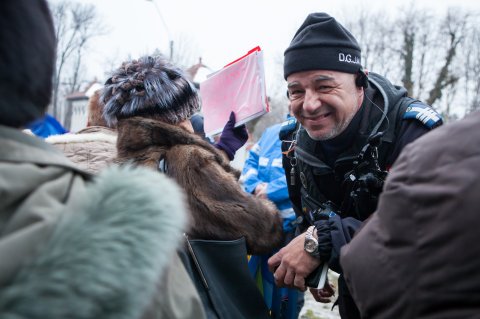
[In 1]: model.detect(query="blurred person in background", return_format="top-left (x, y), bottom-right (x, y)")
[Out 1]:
top-left (46, 90), bottom-right (117, 174)
top-left (27, 113), bottom-right (67, 138)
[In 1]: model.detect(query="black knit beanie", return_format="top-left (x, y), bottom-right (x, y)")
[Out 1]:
top-left (284, 12), bottom-right (362, 79)
top-left (0, 0), bottom-right (55, 127)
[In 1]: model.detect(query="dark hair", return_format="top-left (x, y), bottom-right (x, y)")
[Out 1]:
top-left (101, 55), bottom-right (200, 126)
top-left (0, 0), bottom-right (56, 127)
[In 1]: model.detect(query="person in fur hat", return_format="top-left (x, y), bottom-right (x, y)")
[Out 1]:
top-left (102, 55), bottom-right (284, 254)
top-left (0, 1), bottom-right (204, 318)
top-left (101, 55), bottom-right (284, 317)
top-left (46, 90), bottom-right (117, 174)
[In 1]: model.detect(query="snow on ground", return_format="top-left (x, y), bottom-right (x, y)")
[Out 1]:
top-left (299, 271), bottom-right (340, 319)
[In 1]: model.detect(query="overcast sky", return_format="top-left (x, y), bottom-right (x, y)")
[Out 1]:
top-left (65, 0), bottom-right (479, 86)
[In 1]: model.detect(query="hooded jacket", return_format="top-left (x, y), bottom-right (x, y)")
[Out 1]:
top-left (116, 117), bottom-right (284, 255)
top-left (341, 110), bottom-right (480, 318)
top-left (0, 124), bottom-right (204, 319)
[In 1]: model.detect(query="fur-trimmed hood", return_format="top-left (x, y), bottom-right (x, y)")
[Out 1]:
top-left (46, 126), bottom-right (117, 144)
top-left (116, 117), bottom-right (284, 255)
top-left (0, 160), bottom-right (192, 318)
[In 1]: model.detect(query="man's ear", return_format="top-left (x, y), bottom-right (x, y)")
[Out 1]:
top-left (355, 85), bottom-right (365, 108)
top-left (355, 68), bottom-right (369, 89)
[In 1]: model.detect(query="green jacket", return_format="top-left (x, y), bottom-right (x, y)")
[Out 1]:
top-left (0, 125), bottom-right (205, 319)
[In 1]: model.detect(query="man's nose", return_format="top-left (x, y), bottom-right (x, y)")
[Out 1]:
top-left (303, 91), bottom-right (321, 114)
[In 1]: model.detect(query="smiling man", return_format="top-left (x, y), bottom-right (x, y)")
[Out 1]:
top-left (287, 71), bottom-right (363, 141)
top-left (268, 12), bottom-right (442, 319)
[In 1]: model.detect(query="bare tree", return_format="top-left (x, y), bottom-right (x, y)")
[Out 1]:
top-left (461, 16), bottom-right (480, 113)
top-left (344, 8), bottom-right (397, 78)
top-left (388, 7), bottom-right (437, 98)
top-left (415, 29), bottom-right (431, 99)
top-left (427, 9), bottom-right (468, 108)
top-left (342, 5), bottom-right (477, 120)
top-left (49, 0), bottom-right (105, 124)
top-left (400, 19), bottom-right (415, 95)
top-left (170, 33), bottom-right (201, 70)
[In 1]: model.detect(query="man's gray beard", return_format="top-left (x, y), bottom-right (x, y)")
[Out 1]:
top-left (306, 111), bottom-right (357, 141)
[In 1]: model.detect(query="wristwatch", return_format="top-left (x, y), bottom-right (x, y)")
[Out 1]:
top-left (304, 226), bottom-right (320, 257)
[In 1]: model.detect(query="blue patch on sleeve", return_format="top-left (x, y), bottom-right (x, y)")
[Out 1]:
top-left (279, 117), bottom-right (297, 140)
top-left (404, 102), bottom-right (443, 129)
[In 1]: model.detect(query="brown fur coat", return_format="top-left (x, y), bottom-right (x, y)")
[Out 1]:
top-left (116, 117), bottom-right (284, 255)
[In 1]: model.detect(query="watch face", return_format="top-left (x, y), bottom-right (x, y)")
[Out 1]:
top-left (305, 238), bottom-right (318, 253)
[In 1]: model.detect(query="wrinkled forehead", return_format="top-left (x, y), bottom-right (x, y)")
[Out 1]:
top-left (287, 70), bottom-right (355, 87)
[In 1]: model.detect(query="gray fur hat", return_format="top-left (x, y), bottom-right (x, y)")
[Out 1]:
top-left (101, 55), bottom-right (200, 126)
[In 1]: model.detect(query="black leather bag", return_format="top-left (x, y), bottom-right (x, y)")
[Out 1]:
top-left (179, 236), bottom-right (271, 319)
top-left (159, 158), bottom-right (269, 318)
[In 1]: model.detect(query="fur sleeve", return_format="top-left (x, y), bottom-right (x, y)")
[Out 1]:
top-left (0, 165), bottom-right (188, 319)
top-left (169, 146), bottom-right (284, 255)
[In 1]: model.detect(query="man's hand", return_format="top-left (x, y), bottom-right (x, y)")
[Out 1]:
top-left (267, 232), bottom-right (322, 291)
top-left (253, 183), bottom-right (268, 199)
top-left (309, 282), bottom-right (335, 303)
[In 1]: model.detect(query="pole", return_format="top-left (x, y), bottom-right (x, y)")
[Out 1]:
top-left (145, 0), bottom-right (173, 59)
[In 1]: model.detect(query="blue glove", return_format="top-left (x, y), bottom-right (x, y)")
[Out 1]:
top-left (215, 111), bottom-right (248, 160)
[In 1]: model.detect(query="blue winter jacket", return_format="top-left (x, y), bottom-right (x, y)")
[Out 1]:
top-left (241, 123), bottom-right (295, 231)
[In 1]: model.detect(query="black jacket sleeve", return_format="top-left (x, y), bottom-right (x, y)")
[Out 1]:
top-left (314, 216), bottom-right (362, 273)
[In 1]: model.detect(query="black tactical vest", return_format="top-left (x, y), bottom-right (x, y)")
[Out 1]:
top-left (291, 74), bottom-right (415, 225)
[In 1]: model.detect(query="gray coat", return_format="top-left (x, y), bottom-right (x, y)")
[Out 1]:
top-left (0, 125), bottom-right (205, 319)
top-left (340, 111), bottom-right (480, 318)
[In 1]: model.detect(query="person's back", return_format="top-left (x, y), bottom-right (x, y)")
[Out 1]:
top-left (101, 54), bottom-right (284, 318)
top-left (0, 136), bottom-right (196, 318)
top-left (0, 2), bottom-right (203, 318)
top-left (101, 55), bottom-right (284, 255)
top-left (341, 110), bottom-right (480, 318)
